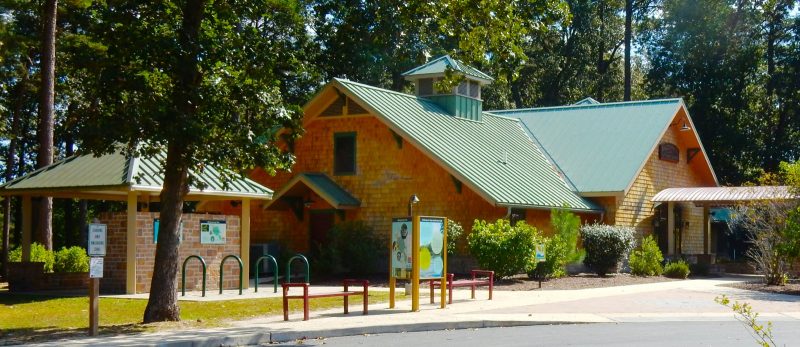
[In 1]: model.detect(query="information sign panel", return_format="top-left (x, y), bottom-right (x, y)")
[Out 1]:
top-left (88, 224), bottom-right (107, 256)
top-left (89, 257), bottom-right (104, 278)
top-left (391, 218), bottom-right (412, 279)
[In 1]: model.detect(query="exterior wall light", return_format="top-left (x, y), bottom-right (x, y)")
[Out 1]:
top-left (408, 194), bottom-right (419, 216)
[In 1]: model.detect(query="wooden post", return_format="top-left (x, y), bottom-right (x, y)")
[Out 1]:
top-left (411, 215), bottom-right (420, 312)
top-left (241, 198), bottom-right (251, 289)
top-left (21, 195), bottom-right (32, 261)
top-left (703, 205), bottom-right (711, 255)
top-left (125, 192), bottom-right (137, 294)
top-left (388, 233), bottom-right (396, 308)
top-left (89, 277), bottom-right (99, 336)
top-left (667, 202), bottom-right (675, 255)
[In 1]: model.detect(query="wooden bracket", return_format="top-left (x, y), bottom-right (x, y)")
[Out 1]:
top-left (450, 175), bottom-right (462, 194)
top-left (687, 147), bottom-right (701, 163)
top-left (390, 130), bottom-right (403, 149)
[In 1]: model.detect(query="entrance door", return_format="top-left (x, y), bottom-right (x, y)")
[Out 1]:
top-left (654, 204), bottom-right (669, 255)
top-left (309, 210), bottom-right (336, 255)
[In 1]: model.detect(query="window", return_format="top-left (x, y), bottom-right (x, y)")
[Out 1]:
top-left (334, 132), bottom-right (356, 175)
top-left (510, 208), bottom-right (526, 226)
top-left (418, 78), bottom-right (433, 96)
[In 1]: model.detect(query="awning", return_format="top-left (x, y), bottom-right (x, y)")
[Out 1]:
top-left (265, 172), bottom-right (360, 210)
top-left (652, 186), bottom-right (796, 204)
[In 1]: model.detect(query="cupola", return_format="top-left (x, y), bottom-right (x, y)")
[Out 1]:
top-left (401, 55), bottom-right (493, 122)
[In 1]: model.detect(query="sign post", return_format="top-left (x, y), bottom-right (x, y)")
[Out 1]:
top-left (534, 243), bottom-right (546, 288)
top-left (87, 223), bottom-right (107, 336)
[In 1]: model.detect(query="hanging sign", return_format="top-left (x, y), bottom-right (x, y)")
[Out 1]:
top-left (87, 224), bottom-right (107, 257)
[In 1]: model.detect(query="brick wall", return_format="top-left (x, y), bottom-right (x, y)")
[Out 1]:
top-left (591, 113), bottom-right (715, 254)
top-left (100, 212), bottom-right (241, 294)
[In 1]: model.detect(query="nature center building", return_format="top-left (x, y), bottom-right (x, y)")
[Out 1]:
top-left (225, 56), bottom-right (719, 266)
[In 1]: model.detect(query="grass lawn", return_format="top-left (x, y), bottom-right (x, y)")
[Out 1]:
top-left (0, 290), bottom-right (390, 344)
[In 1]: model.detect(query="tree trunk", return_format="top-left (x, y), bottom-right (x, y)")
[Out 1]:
top-left (64, 110), bottom-right (75, 246)
top-left (624, 0), bottom-right (633, 101)
top-left (78, 200), bottom-right (88, 248)
top-left (36, 0), bottom-right (58, 251)
top-left (142, 144), bottom-right (190, 322)
top-left (2, 57), bottom-right (28, 277)
top-left (143, 0), bottom-right (205, 323)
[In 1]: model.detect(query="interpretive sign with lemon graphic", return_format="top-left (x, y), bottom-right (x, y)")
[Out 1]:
top-left (388, 215), bottom-right (448, 312)
top-left (419, 217), bottom-right (445, 279)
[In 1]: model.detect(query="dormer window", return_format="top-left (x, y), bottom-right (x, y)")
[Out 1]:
top-left (418, 78), bottom-right (434, 96)
top-left (469, 81), bottom-right (480, 99)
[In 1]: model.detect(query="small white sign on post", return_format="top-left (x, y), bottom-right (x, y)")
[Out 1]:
top-left (88, 223), bottom-right (107, 257)
top-left (89, 257), bottom-right (104, 278)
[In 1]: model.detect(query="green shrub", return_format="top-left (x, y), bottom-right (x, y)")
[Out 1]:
top-left (529, 208), bottom-right (584, 280)
top-left (527, 235), bottom-right (569, 280)
top-left (629, 235), bottom-right (664, 277)
top-left (54, 246), bottom-right (90, 273)
top-left (8, 243), bottom-right (55, 272)
top-left (468, 219), bottom-right (542, 278)
top-left (446, 220), bottom-right (464, 256)
top-left (580, 224), bottom-right (635, 277)
top-left (550, 207), bottom-right (583, 263)
top-left (664, 260), bottom-right (691, 279)
top-left (324, 221), bottom-right (382, 275)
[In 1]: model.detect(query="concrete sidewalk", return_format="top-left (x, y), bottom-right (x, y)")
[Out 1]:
top-left (23, 277), bottom-right (800, 347)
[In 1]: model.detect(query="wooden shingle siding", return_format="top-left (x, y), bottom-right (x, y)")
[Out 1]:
top-left (594, 124), bottom-right (709, 254)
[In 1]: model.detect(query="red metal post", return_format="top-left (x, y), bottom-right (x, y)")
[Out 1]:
top-left (282, 285), bottom-right (289, 321)
top-left (303, 284), bottom-right (309, 321)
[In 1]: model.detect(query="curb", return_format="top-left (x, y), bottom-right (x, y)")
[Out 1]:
top-left (269, 320), bottom-right (581, 343)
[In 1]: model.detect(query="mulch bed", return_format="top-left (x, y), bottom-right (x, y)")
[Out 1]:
top-left (492, 273), bottom-right (679, 291)
top-left (724, 281), bottom-right (800, 296)
top-left (313, 273), bottom-right (680, 291)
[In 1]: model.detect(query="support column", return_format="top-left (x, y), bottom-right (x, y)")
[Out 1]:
top-left (126, 192), bottom-right (137, 294)
top-left (703, 205), bottom-right (711, 255)
top-left (241, 198), bottom-right (251, 290)
top-left (667, 202), bottom-right (675, 256)
top-left (21, 195), bottom-right (32, 261)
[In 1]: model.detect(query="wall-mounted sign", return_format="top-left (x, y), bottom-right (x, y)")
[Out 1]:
top-left (87, 224), bottom-right (107, 256)
top-left (200, 220), bottom-right (227, 244)
top-left (89, 257), bottom-right (104, 278)
top-left (153, 219), bottom-right (184, 244)
top-left (391, 218), bottom-right (412, 279)
top-left (658, 143), bottom-right (679, 163)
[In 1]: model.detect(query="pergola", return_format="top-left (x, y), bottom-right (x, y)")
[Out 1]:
top-left (652, 186), bottom-right (796, 256)
top-left (0, 150), bottom-right (273, 294)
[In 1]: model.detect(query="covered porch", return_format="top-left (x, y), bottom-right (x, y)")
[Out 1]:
top-left (652, 186), bottom-right (795, 262)
top-left (0, 150), bottom-right (273, 294)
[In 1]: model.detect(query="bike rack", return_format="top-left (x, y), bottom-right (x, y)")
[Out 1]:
top-left (286, 254), bottom-right (310, 283)
top-left (219, 254), bottom-right (244, 295)
top-left (182, 255), bottom-right (207, 297)
top-left (254, 255), bottom-right (279, 293)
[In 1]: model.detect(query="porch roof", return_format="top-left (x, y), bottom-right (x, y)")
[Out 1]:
top-left (0, 150), bottom-right (273, 201)
top-left (265, 172), bottom-right (360, 210)
top-left (652, 186), bottom-right (796, 204)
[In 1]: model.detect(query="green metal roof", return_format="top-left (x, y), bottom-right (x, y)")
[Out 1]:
top-left (0, 150), bottom-right (273, 199)
top-left (332, 78), bottom-right (598, 212)
top-left (266, 172), bottom-right (360, 210)
top-left (401, 55), bottom-right (494, 83)
top-left (491, 99), bottom-right (684, 194)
